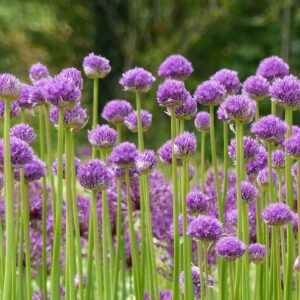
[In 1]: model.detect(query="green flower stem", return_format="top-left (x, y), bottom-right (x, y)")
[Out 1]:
top-left (197, 241), bottom-right (205, 300)
top-left (297, 159), bottom-right (300, 297)
top-left (3, 99), bottom-right (14, 300)
top-left (267, 142), bottom-right (276, 202)
top-left (170, 107), bottom-right (180, 300)
top-left (12, 183), bottom-right (19, 300)
top-left (20, 108), bottom-right (25, 122)
top-left (203, 243), bottom-right (209, 299)
top-left (222, 123), bottom-right (229, 205)
top-left (255, 102), bottom-right (260, 121)
top-left (17, 207), bottom-right (24, 300)
top-left (93, 78), bottom-right (99, 129)
top-left (180, 118), bottom-right (185, 134)
top-left (200, 131), bottom-right (206, 191)
top-left (271, 102), bottom-right (276, 115)
top-left (116, 125), bottom-right (122, 144)
top-left (50, 106), bottom-right (64, 300)
top-left (229, 261), bottom-right (235, 300)
top-left (125, 166), bottom-right (141, 300)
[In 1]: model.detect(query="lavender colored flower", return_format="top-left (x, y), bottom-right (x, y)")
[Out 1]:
top-left (88, 124), bottom-right (117, 149)
top-left (292, 125), bottom-right (300, 136)
top-left (158, 140), bottom-right (182, 165)
top-left (194, 80), bottom-right (226, 105)
top-left (174, 131), bottom-right (196, 158)
top-left (83, 53), bottom-right (111, 79)
top-left (170, 95), bottom-right (197, 120)
top-left (257, 56), bottom-right (289, 80)
top-left (186, 191), bottom-right (209, 215)
top-left (135, 150), bottom-right (157, 174)
top-left (284, 134), bottom-right (300, 159)
top-left (0, 100), bottom-right (20, 119)
top-left (124, 109), bottom-right (152, 132)
top-left (109, 142), bottom-right (138, 166)
top-left (29, 63), bottom-right (50, 82)
top-left (251, 115), bottom-right (288, 145)
top-left (249, 243), bottom-right (266, 264)
top-left (52, 155), bottom-right (80, 179)
top-left (78, 159), bottom-right (112, 191)
top-left (158, 54), bottom-right (193, 80)
top-left (241, 181), bottom-right (258, 203)
top-left (242, 75), bottom-right (270, 99)
top-left (29, 78), bottom-right (49, 106)
top-left (215, 236), bottom-right (246, 260)
top-left (18, 83), bottom-right (33, 109)
top-left (0, 73), bottom-right (21, 101)
top-left (272, 149), bottom-right (285, 171)
top-left (119, 67), bottom-right (155, 92)
top-left (262, 202), bottom-right (292, 226)
top-left (157, 79), bottom-right (189, 107)
top-left (10, 123), bottom-right (35, 144)
top-left (194, 111), bottom-right (210, 132)
top-left (59, 67), bottom-right (83, 89)
top-left (246, 145), bottom-right (268, 176)
top-left (112, 165), bottom-right (139, 180)
top-left (101, 99), bottom-right (132, 125)
top-left (15, 156), bottom-right (46, 182)
top-left (216, 105), bottom-right (230, 123)
top-left (257, 167), bottom-right (278, 190)
top-left (211, 69), bottom-right (240, 94)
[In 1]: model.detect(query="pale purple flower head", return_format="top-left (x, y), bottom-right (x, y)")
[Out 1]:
top-left (15, 156), bottom-right (46, 182)
top-left (257, 167), bottom-right (278, 190)
top-left (157, 140), bottom-right (182, 165)
top-left (246, 145), bottom-right (268, 176)
top-left (52, 155), bottom-right (80, 179)
top-left (88, 124), bottom-right (117, 150)
top-left (18, 83), bottom-right (33, 109)
top-left (158, 54), bottom-right (193, 80)
top-left (174, 131), bottom-right (197, 158)
top-left (271, 75), bottom-right (300, 109)
top-left (251, 115), bottom-right (288, 145)
top-left (272, 149), bottom-right (285, 171)
top-left (220, 95), bottom-right (256, 123)
top-left (292, 125), bottom-right (300, 136)
top-left (194, 111), bottom-right (210, 132)
top-left (194, 80), bottom-right (226, 105)
top-left (29, 63), bottom-right (49, 82)
top-left (124, 109), bottom-right (152, 132)
top-left (171, 95), bottom-right (197, 120)
top-left (211, 69), bottom-right (240, 94)
top-left (0, 100), bottom-right (20, 119)
top-left (241, 181), bottom-right (258, 203)
top-left (257, 56), bottom-right (289, 80)
top-left (262, 202), bottom-right (292, 226)
top-left (120, 67), bottom-right (155, 92)
top-left (10, 123), bottom-right (35, 144)
top-left (0, 73), bottom-right (21, 101)
top-left (242, 75), bottom-right (270, 99)
top-left (249, 243), bottom-right (266, 264)
top-left (109, 142), bottom-right (138, 166)
top-left (135, 150), bottom-right (157, 175)
top-left (59, 67), bottom-right (83, 89)
top-left (284, 134), bottom-right (300, 159)
top-left (215, 236), bottom-right (246, 260)
top-left (216, 105), bottom-right (230, 123)
top-left (186, 191), bottom-right (209, 215)
top-left (30, 78), bottom-right (49, 106)
top-left (157, 79), bottom-right (189, 107)
top-left (228, 136), bottom-right (259, 162)
top-left (83, 53), bottom-right (111, 79)
top-left (78, 159), bottom-right (112, 191)
top-left (101, 99), bottom-right (132, 125)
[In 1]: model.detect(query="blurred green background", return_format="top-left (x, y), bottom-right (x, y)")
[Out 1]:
top-left (1, 0), bottom-right (300, 152)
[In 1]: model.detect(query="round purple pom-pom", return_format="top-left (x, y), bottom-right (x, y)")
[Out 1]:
top-left (135, 150), bottom-right (157, 175)
top-left (194, 80), bottom-right (225, 105)
top-left (215, 236), bottom-right (246, 260)
top-left (0, 73), bottom-right (21, 101)
top-left (257, 56), bottom-right (289, 80)
top-left (246, 146), bottom-right (268, 176)
top-left (0, 100), bottom-right (20, 119)
top-left (158, 140), bottom-right (182, 165)
top-left (262, 202), bottom-right (292, 226)
top-left (257, 167), bottom-right (278, 190)
top-left (18, 84), bottom-right (33, 109)
top-left (272, 149), bottom-right (285, 171)
top-left (242, 75), bottom-right (270, 99)
top-left (83, 53), bottom-right (111, 79)
top-left (88, 124), bottom-right (117, 149)
top-left (186, 191), bottom-right (209, 215)
top-left (10, 123), bottom-right (35, 144)
top-left (170, 95), bottom-right (197, 120)
top-left (249, 243), bottom-right (266, 264)
top-left (284, 134), bottom-right (300, 159)
top-left (101, 100), bottom-right (132, 125)
top-left (124, 110), bottom-right (152, 133)
top-left (211, 68), bottom-right (240, 94)
top-left (109, 142), bottom-right (138, 166)
top-left (59, 67), bottom-right (83, 90)
top-left (29, 63), bottom-right (50, 82)
top-left (174, 131), bottom-right (196, 158)
top-left (241, 181), bottom-right (258, 203)
top-left (15, 156), bottom-right (46, 182)
top-left (194, 111), bottom-right (210, 132)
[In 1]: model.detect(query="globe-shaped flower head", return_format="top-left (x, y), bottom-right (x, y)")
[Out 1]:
top-left (257, 167), bottom-right (278, 190)
top-left (284, 134), bottom-right (300, 159)
top-left (109, 142), bottom-right (138, 166)
top-left (170, 95), bottom-right (197, 120)
top-left (0, 100), bottom-right (20, 119)
top-left (101, 100), bottom-right (132, 125)
top-left (135, 150), bottom-right (157, 175)
top-left (256, 56), bottom-right (289, 80)
top-left (29, 63), bottom-right (50, 83)
top-left (10, 123), bottom-right (35, 144)
top-left (186, 191), bottom-right (209, 215)
top-left (216, 236), bottom-right (246, 260)
top-left (18, 84), bottom-right (33, 109)
top-left (242, 75), bottom-right (270, 100)
top-left (272, 149), bottom-right (285, 172)
top-left (249, 243), bottom-right (266, 264)
top-left (59, 67), bottom-right (83, 90)
top-left (194, 111), bottom-right (210, 132)
top-left (240, 181), bottom-right (259, 203)
top-left (88, 124), bottom-right (117, 150)
top-left (15, 156), bottom-right (46, 182)
top-left (211, 68), bottom-right (240, 94)
top-left (124, 110), bottom-right (152, 132)
top-left (262, 202), bottom-right (292, 226)
top-left (246, 146), bottom-right (268, 176)
top-left (174, 131), bottom-right (197, 158)
top-left (0, 73), bottom-right (21, 101)
top-left (158, 140), bottom-right (182, 165)
top-left (194, 80), bottom-right (225, 105)
top-left (83, 53), bottom-right (111, 79)
top-left (29, 78), bottom-right (49, 106)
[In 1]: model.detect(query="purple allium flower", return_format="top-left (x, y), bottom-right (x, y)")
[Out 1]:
top-left (187, 215), bottom-right (222, 241)
top-left (246, 145), bottom-right (268, 176)
top-left (88, 124), bottom-right (117, 149)
top-left (241, 181), bottom-right (258, 203)
top-left (194, 111), bottom-right (210, 132)
top-left (78, 159), bottom-right (112, 191)
top-left (215, 236), bottom-right (246, 260)
top-left (157, 79), bottom-right (189, 107)
top-left (211, 69), bottom-right (240, 94)
top-left (52, 155), bottom-right (80, 179)
top-left (49, 103), bottom-right (88, 130)
top-left (220, 95), bottom-right (256, 123)
top-left (194, 80), bottom-right (226, 105)
top-left (158, 54), bottom-right (193, 80)
top-left (257, 56), bottom-right (289, 80)
top-left (284, 134), bottom-right (300, 159)
top-left (170, 95), bottom-right (197, 120)
top-left (43, 75), bottom-right (81, 107)
top-left (174, 131), bottom-right (196, 158)
top-left (119, 67), bottom-right (155, 92)
top-left (18, 83), bottom-right (33, 109)
top-left (272, 149), bottom-right (285, 171)
top-left (101, 99), bottom-right (132, 125)
top-left (0, 100), bottom-right (20, 119)
top-left (59, 67), bottom-right (83, 89)
top-left (251, 115), bottom-right (288, 145)
top-left (242, 75), bottom-right (270, 99)
top-left (112, 165), bottom-right (139, 180)
top-left (293, 256), bottom-right (300, 272)
top-left (271, 75), bottom-right (300, 109)
top-left (0, 73), bottom-right (21, 101)
top-left (29, 63), bottom-right (50, 82)
top-left (262, 202), bottom-right (292, 226)
top-left (228, 136), bottom-right (259, 163)
top-left (15, 156), bottom-right (46, 182)
top-left (216, 105), bottom-right (230, 123)
top-left (109, 142), bottom-right (138, 166)
top-left (249, 243), bottom-right (266, 264)
top-left (83, 53), bottom-right (111, 79)
top-left (74, 273), bottom-right (88, 289)
top-left (186, 191), bottom-right (209, 215)
top-left (124, 109), bottom-right (152, 132)
top-left (0, 137), bottom-right (33, 168)
top-left (135, 150), bottom-right (157, 175)
top-left (29, 78), bottom-right (49, 106)
top-left (157, 140), bottom-right (182, 165)
top-left (292, 125), bottom-right (300, 136)
top-left (257, 167), bottom-right (278, 189)
top-left (10, 123), bottom-right (35, 144)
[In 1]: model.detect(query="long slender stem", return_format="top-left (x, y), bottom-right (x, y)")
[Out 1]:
top-left (229, 261), bottom-right (235, 300)
top-left (203, 244), bottom-right (209, 299)
top-left (93, 78), bottom-right (99, 129)
top-left (200, 131), bottom-right (206, 191)
top-left (222, 123), bottom-right (229, 205)
top-left (197, 241), bottom-right (205, 300)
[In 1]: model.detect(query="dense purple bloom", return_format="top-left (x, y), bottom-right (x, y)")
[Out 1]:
top-left (242, 75), bottom-right (270, 99)
top-left (29, 63), bottom-right (50, 82)
top-left (0, 73), bottom-right (21, 100)
top-left (272, 149), bottom-right (285, 171)
top-left (120, 67), bottom-right (155, 92)
top-left (215, 236), bottom-right (246, 260)
top-left (194, 111), bottom-right (210, 132)
top-left (251, 115), bottom-right (288, 145)
top-left (0, 100), bottom-right (20, 119)
top-left (52, 155), bottom-right (80, 179)
top-left (59, 67), bottom-right (83, 89)
top-left (174, 131), bottom-right (196, 158)
top-left (83, 53), bottom-right (111, 79)
top-left (171, 95), bottom-right (197, 120)
top-left (246, 146), bottom-right (268, 176)
top-left (124, 109), bottom-right (152, 132)
top-left (262, 202), bottom-right (292, 226)
top-left (10, 123), bottom-right (35, 144)
top-left (29, 78), bottom-right (49, 106)
top-left (158, 54), bottom-right (193, 80)
top-left (216, 105), bottom-right (230, 123)
top-left (186, 191), bottom-right (209, 215)
top-left (284, 134), bottom-right (300, 158)
top-left (292, 125), bottom-right (300, 136)
top-left (157, 140), bottom-right (182, 165)
top-left (257, 167), bottom-right (278, 189)
top-left (157, 79), bottom-right (189, 107)
top-left (88, 124), bottom-right (117, 149)
top-left (78, 159), bottom-right (112, 191)
top-left (15, 156), bottom-right (46, 182)
top-left (257, 56), bottom-right (289, 80)
top-left (211, 69), bottom-right (240, 94)
top-left (135, 150), bottom-right (157, 174)
top-left (109, 142), bottom-right (138, 166)
top-left (194, 80), bottom-right (225, 105)
top-left (249, 243), bottom-right (266, 264)
top-left (18, 83), bottom-right (33, 109)
top-left (101, 99), bottom-right (132, 125)
top-left (241, 181), bottom-right (258, 203)
top-left (228, 136), bottom-right (259, 162)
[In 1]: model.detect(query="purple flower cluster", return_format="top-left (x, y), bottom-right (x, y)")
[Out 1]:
top-left (194, 111), bottom-right (210, 132)
top-left (256, 56), bottom-right (289, 80)
top-left (0, 73), bottom-right (21, 101)
top-left (272, 149), bottom-right (285, 171)
top-left (249, 243), bottom-right (266, 264)
top-left (241, 181), bottom-right (258, 203)
top-left (59, 67), bottom-right (83, 90)
top-left (83, 53), bottom-right (111, 79)
top-left (262, 202), bottom-right (292, 226)
top-left (284, 134), bottom-right (300, 159)
top-left (101, 99), bottom-right (132, 125)
top-left (88, 124), bottom-right (117, 149)
top-left (228, 136), bottom-right (259, 162)
top-left (194, 80), bottom-right (225, 105)
top-left (158, 140), bottom-right (182, 165)
top-left (172, 95), bottom-right (197, 120)
top-left (186, 191), bottom-right (209, 215)
top-left (215, 236), bottom-right (246, 260)
top-left (242, 75), bottom-right (270, 99)
top-left (124, 110), bottom-right (152, 132)
top-left (174, 131), bottom-right (197, 158)
top-left (109, 142), bottom-right (138, 166)
top-left (29, 63), bottom-right (50, 82)
top-left (211, 68), bottom-right (240, 94)
top-left (0, 100), bottom-right (20, 119)
top-left (135, 150), bottom-right (157, 174)
top-left (10, 123), bottom-right (35, 144)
